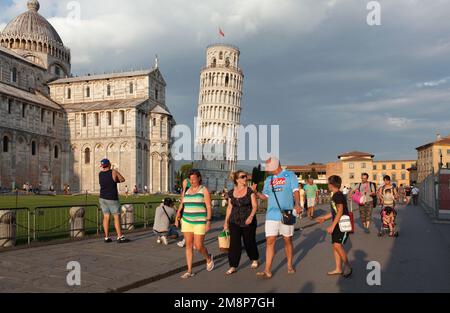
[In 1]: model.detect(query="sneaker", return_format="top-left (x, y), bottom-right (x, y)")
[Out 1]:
top-left (156, 237), bottom-right (162, 244)
top-left (104, 237), bottom-right (112, 243)
top-left (161, 236), bottom-right (169, 246)
top-left (117, 236), bottom-right (130, 243)
top-left (177, 239), bottom-right (185, 248)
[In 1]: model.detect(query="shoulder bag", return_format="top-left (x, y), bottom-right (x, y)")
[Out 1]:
top-left (271, 176), bottom-right (295, 226)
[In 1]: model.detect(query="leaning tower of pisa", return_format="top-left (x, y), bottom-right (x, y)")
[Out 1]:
top-left (194, 44), bottom-right (244, 192)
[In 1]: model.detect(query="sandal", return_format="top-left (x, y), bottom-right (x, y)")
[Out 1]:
top-left (288, 268), bottom-right (296, 274)
top-left (256, 272), bottom-right (273, 279)
top-left (327, 270), bottom-right (343, 276)
top-left (226, 268), bottom-right (238, 276)
top-left (251, 261), bottom-right (259, 269)
top-left (206, 254), bottom-right (215, 272)
top-left (181, 272), bottom-right (195, 279)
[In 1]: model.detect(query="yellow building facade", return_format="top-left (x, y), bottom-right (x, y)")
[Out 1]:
top-left (372, 160), bottom-right (417, 187)
top-left (288, 151), bottom-right (416, 189)
top-left (326, 151), bottom-right (416, 188)
top-left (416, 135), bottom-right (450, 183)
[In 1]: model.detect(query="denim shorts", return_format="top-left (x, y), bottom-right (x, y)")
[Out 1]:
top-left (99, 198), bottom-right (121, 215)
top-left (153, 226), bottom-right (179, 237)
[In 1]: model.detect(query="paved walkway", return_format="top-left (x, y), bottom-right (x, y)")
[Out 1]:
top-left (0, 204), bottom-right (449, 293)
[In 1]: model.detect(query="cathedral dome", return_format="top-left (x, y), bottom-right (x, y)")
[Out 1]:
top-left (1, 0), bottom-right (63, 45)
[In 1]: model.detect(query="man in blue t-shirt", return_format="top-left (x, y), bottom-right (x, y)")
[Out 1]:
top-left (253, 157), bottom-right (302, 279)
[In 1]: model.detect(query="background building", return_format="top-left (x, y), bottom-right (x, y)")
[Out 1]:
top-left (416, 134), bottom-right (450, 183)
top-left (372, 160), bottom-right (416, 187)
top-left (0, 1), bottom-right (174, 193)
top-left (288, 151), bottom-right (416, 188)
top-left (194, 44), bottom-right (244, 192)
top-left (285, 164), bottom-right (327, 185)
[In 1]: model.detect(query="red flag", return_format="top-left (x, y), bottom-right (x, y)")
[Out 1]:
top-left (219, 28), bottom-right (225, 37)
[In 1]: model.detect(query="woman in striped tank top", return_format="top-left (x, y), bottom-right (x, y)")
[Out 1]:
top-left (175, 169), bottom-right (214, 279)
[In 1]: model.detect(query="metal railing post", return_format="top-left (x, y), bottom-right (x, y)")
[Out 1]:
top-left (33, 209), bottom-right (36, 241)
top-left (27, 209), bottom-right (31, 246)
top-left (144, 203), bottom-right (148, 229)
top-left (96, 206), bottom-right (99, 236)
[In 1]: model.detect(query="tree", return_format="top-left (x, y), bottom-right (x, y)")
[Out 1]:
top-left (175, 163), bottom-right (193, 192)
top-left (304, 163), bottom-right (320, 180)
top-left (180, 163), bottom-right (193, 180)
top-left (251, 164), bottom-right (266, 192)
top-left (174, 170), bottom-right (183, 191)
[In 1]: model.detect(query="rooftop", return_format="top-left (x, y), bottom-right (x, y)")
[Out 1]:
top-left (63, 98), bottom-right (172, 116)
top-left (0, 81), bottom-right (62, 110)
top-left (416, 135), bottom-right (450, 151)
top-left (286, 164), bottom-right (327, 172)
top-left (338, 151), bottom-right (375, 159)
top-left (0, 45), bottom-right (46, 70)
top-left (62, 98), bottom-right (148, 113)
top-left (0, 0), bottom-right (64, 46)
top-left (206, 43), bottom-right (240, 52)
top-left (48, 69), bottom-right (157, 85)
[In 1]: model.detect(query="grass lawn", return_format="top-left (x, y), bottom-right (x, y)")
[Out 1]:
top-left (0, 194), bottom-right (226, 246)
top-left (0, 194), bottom-right (170, 210)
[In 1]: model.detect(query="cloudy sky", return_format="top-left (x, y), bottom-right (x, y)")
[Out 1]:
top-left (1, 0), bottom-right (450, 166)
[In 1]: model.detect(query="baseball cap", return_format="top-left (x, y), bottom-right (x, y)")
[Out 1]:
top-left (100, 159), bottom-right (111, 168)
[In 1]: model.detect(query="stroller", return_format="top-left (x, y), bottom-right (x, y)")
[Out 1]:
top-left (378, 206), bottom-right (399, 238)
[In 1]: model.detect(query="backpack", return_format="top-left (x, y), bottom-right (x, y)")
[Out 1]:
top-left (358, 182), bottom-right (376, 194)
top-left (371, 182), bottom-right (378, 207)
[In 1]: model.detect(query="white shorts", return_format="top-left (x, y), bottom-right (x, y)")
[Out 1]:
top-left (307, 198), bottom-right (316, 208)
top-left (265, 220), bottom-right (294, 238)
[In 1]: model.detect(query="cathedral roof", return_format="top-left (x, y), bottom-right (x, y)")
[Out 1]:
top-left (48, 69), bottom-right (157, 85)
top-left (0, 81), bottom-right (63, 111)
top-left (63, 98), bottom-right (173, 117)
top-left (150, 104), bottom-right (171, 115)
top-left (0, 45), bottom-right (46, 69)
top-left (62, 98), bottom-right (149, 113)
top-left (1, 1), bottom-right (64, 46)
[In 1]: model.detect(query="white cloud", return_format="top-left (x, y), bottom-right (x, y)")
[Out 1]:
top-left (307, 87), bottom-right (450, 134)
top-left (417, 77), bottom-right (449, 88)
top-left (2, 0), bottom-right (450, 163)
top-left (19, 0), bottom-right (338, 68)
top-left (386, 116), bottom-right (414, 129)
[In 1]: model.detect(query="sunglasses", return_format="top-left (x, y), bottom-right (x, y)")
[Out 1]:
top-left (238, 175), bottom-right (248, 179)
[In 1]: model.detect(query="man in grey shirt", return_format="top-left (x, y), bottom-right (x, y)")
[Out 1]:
top-left (352, 173), bottom-right (376, 234)
top-left (153, 198), bottom-right (180, 245)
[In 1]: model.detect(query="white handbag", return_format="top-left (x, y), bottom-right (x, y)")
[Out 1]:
top-left (339, 215), bottom-right (353, 232)
top-left (359, 195), bottom-right (367, 205)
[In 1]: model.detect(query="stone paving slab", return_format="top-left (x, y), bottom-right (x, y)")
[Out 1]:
top-left (0, 204), bottom-right (449, 293)
top-left (130, 204), bottom-right (450, 293)
top-left (0, 215), bottom-right (268, 293)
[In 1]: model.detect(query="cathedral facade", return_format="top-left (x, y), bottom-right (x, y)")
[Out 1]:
top-left (0, 0), bottom-right (174, 193)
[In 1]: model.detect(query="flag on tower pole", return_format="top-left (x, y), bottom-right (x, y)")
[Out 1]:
top-left (219, 27), bottom-right (225, 37)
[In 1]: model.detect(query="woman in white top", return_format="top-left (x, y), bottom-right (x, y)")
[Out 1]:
top-left (378, 175), bottom-right (398, 208)
top-left (299, 183), bottom-right (306, 213)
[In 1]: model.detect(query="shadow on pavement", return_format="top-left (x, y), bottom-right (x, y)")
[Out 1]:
top-left (298, 281), bottom-right (315, 293)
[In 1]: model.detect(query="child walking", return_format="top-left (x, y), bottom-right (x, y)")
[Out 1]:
top-left (316, 175), bottom-right (353, 278)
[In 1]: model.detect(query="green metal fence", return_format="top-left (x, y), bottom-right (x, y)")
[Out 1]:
top-left (0, 198), bottom-right (233, 248)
